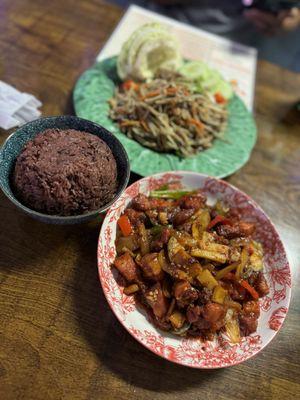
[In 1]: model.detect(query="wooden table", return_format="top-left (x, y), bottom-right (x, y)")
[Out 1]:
top-left (0, 1), bottom-right (299, 399)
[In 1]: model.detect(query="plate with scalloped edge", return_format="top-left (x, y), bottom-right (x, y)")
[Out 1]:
top-left (74, 57), bottom-right (257, 178)
top-left (97, 171), bottom-right (291, 368)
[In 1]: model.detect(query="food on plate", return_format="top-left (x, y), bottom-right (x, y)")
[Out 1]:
top-left (112, 188), bottom-right (269, 342)
top-left (109, 70), bottom-right (227, 157)
top-left (110, 23), bottom-right (234, 158)
top-left (12, 128), bottom-right (117, 216)
top-left (117, 23), bottom-right (182, 81)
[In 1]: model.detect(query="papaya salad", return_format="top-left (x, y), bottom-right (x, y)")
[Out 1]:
top-left (109, 23), bottom-right (233, 158)
top-left (113, 188), bottom-right (269, 343)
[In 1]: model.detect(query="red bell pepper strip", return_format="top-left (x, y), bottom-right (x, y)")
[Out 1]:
top-left (207, 215), bottom-right (231, 230)
top-left (240, 280), bottom-right (259, 300)
top-left (117, 215), bottom-right (133, 237)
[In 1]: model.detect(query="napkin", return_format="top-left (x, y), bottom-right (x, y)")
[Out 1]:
top-left (0, 81), bottom-right (42, 130)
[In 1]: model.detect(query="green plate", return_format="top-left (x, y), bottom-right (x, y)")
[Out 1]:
top-left (73, 57), bottom-right (256, 178)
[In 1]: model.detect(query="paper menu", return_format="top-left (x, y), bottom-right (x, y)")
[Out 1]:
top-left (97, 5), bottom-right (257, 110)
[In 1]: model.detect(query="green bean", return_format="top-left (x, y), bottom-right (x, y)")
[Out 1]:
top-left (149, 189), bottom-right (196, 199)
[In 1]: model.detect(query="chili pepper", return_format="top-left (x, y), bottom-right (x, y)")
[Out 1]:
top-left (240, 279), bottom-right (259, 300)
top-left (117, 215), bottom-right (133, 236)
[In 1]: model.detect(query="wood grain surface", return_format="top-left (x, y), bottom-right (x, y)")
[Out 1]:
top-left (0, 1), bottom-right (299, 399)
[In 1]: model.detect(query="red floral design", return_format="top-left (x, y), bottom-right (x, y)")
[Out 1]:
top-left (146, 173), bottom-right (183, 192)
top-left (273, 288), bottom-right (287, 304)
top-left (270, 264), bottom-right (291, 287)
top-left (128, 327), bottom-right (262, 367)
top-left (126, 181), bottom-right (141, 198)
top-left (121, 292), bottom-right (136, 314)
top-left (106, 197), bottom-right (127, 222)
top-left (97, 172), bottom-right (291, 368)
top-left (261, 296), bottom-right (272, 312)
top-left (269, 307), bottom-right (288, 331)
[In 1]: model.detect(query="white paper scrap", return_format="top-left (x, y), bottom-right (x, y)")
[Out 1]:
top-left (0, 81), bottom-right (42, 130)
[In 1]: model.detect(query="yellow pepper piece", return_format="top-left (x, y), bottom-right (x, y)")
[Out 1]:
top-left (212, 285), bottom-right (228, 304)
top-left (191, 249), bottom-right (227, 263)
top-left (235, 247), bottom-right (249, 278)
top-left (169, 310), bottom-right (186, 330)
top-left (197, 269), bottom-right (218, 289)
top-left (191, 209), bottom-right (211, 239)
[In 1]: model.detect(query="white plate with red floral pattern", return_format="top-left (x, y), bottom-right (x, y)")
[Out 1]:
top-left (97, 171), bottom-right (291, 368)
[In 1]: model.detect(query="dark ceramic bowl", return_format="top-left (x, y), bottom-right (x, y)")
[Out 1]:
top-left (0, 116), bottom-right (130, 224)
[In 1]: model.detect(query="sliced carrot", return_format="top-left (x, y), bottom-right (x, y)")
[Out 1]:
top-left (187, 118), bottom-right (205, 134)
top-left (166, 87), bottom-right (178, 95)
top-left (140, 90), bottom-right (160, 100)
top-left (214, 92), bottom-right (226, 104)
top-left (117, 215), bottom-right (133, 237)
top-left (240, 280), bottom-right (259, 300)
top-left (122, 80), bottom-right (139, 91)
